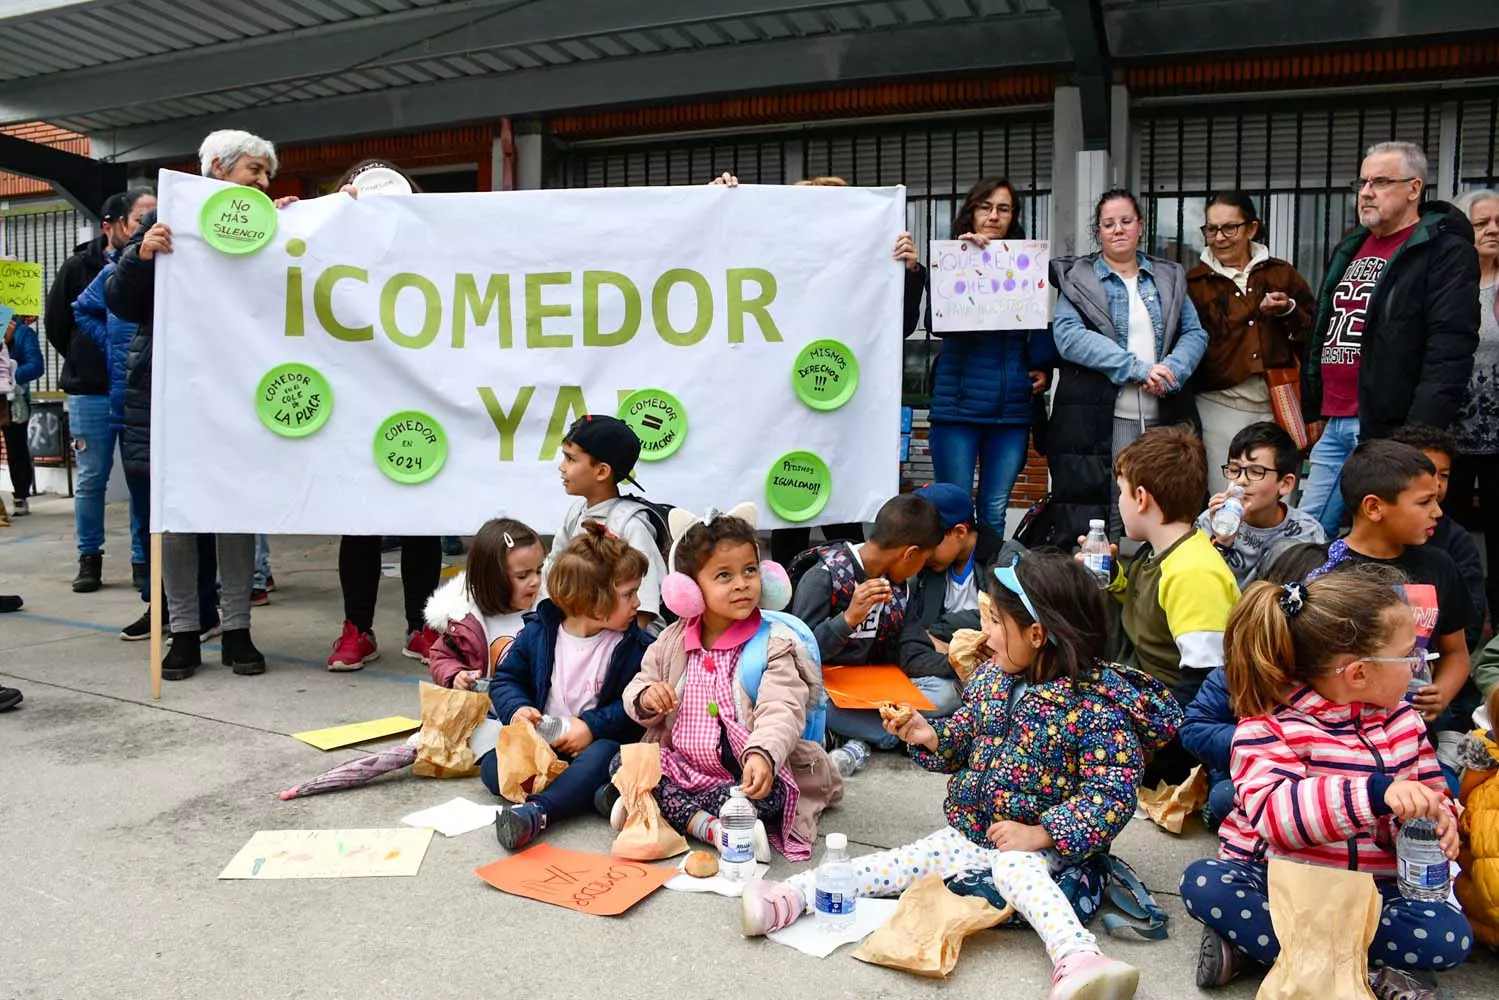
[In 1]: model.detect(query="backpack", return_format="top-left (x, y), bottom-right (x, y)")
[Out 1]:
top-left (737, 610), bottom-right (827, 743)
top-left (787, 542), bottom-right (907, 662)
top-left (945, 853), bottom-right (1169, 941)
top-left (565, 496), bottom-right (674, 563)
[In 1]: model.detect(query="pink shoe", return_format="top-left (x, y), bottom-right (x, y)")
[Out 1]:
top-left (1050, 952), bottom-right (1139, 1000)
top-left (327, 621), bottom-right (379, 672)
top-left (740, 880), bottom-right (806, 937)
top-left (403, 626), bottom-right (440, 663)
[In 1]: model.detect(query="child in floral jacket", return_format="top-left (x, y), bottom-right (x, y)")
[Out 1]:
top-left (745, 551), bottom-right (1181, 1000)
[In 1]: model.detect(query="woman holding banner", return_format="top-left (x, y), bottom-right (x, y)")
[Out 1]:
top-left (903, 177), bottom-right (1056, 536)
top-left (1048, 189), bottom-right (1208, 540)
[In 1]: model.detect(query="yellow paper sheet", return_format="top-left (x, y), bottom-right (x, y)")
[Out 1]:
top-left (292, 716), bottom-right (422, 751)
top-left (219, 828), bottom-right (433, 879)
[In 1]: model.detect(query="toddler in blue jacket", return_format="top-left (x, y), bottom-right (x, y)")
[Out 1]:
top-left (481, 523), bottom-right (651, 849)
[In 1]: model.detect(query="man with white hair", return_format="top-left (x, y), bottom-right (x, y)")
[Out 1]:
top-left (109, 128), bottom-right (287, 679)
top-left (1298, 140), bottom-right (1480, 533)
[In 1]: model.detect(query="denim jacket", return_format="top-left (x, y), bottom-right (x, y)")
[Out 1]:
top-left (1052, 253), bottom-right (1208, 390)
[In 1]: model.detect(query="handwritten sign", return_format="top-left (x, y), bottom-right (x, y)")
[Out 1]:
top-left (929, 239), bottom-right (1051, 333)
top-left (199, 185), bottom-right (277, 255)
top-left (765, 449), bottom-right (832, 523)
top-left (218, 828), bottom-right (433, 879)
top-left (0, 261), bottom-right (42, 315)
top-left (373, 409), bottom-right (448, 484)
top-left (475, 843), bottom-right (675, 916)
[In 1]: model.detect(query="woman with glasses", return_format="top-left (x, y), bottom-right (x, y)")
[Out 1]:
top-left (1185, 191), bottom-right (1314, 495)
top-left (1450, 188), bottom-right (1499, 627)
top-left (902, 177), bottom-right (1056, 536)
top-left (1047, 189), bottom-right (1209, 540)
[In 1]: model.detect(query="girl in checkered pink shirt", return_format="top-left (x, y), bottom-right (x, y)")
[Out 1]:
top-left (615, 507), bottom-right (842, 862)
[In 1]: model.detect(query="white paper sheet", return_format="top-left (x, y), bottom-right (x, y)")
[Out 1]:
top-left (766, 898), bottom-right (900, 958)
top-left (665, 859), bottom-right (768, 896)
top-left (401, 797), bottom-right (501, 837)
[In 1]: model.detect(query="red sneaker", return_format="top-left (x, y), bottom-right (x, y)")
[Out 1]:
top-left (327, 621), bottom-right (378, 672)
top-left (403, 626), bottom-right (440, 664)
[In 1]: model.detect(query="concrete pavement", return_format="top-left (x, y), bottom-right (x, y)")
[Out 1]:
top-left (1, 496), bottom-right (1493, 1000)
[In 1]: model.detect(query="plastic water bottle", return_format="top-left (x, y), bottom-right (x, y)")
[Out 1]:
top-left (1210, 485), bottom-right (1247, 539)
top-left (814, 832), bottom-right (858, 927)
top-left (534, 714), bottom-right (567, 744)
top-left (828, 739), bottom-right (870, 777)
top-left (1080, 519), bottom-right (1112, 587)
top-left (1406, 651), bottom-right (1433, 703)
top-left (1396, 818), bottom-right (1451, 902)
top-left (718, 787), bottom-right (758, 883)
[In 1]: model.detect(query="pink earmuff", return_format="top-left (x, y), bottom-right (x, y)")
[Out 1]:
top-left (662, 559), bottom-right (791, 619)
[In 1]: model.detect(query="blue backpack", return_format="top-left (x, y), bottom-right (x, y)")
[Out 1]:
top-left (737, 610), bottom-right (827, 743)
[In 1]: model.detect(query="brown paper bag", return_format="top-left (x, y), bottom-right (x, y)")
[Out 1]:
top-left (610, 743), bottom-right (690, 861)
top-left (852, 874), bottom-right (1012, 978)
top-left (1258, 859), bottom-right (1380, 1000)
top-left (412, 681), bottom-right (492, 778)
top-left (947, 628), bottom-right (990, 683)
top-left (494, 720), bottom-right (569, 804)
top-left (1137, 764), bottom-right (1209, 834)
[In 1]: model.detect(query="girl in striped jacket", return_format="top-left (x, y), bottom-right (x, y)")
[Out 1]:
top-left (1182, 568), bottom-right (1471, 996)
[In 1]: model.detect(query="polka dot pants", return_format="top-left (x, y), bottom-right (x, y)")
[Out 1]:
top-left (787, 826), bottom-right (1099, 964)
top-left (1180, 858), bottom-right (1473, 970)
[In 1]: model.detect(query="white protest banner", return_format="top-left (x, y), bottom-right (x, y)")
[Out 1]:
top-left (152, 172), bottom-right (905, 535)
top-left (928, 238), bottom-right (1050, 333)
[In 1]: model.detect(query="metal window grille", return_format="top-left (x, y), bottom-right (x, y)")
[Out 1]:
top-left (1456, 94), bottom-right (1499, 190)
top-left (555, 114), bottom-right (1054, 405)
top-left (1, 205), bottom-right (86, 394)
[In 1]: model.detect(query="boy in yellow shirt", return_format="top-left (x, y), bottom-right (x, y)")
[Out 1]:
top-left (1087, 425), bottom-right (1240, 787)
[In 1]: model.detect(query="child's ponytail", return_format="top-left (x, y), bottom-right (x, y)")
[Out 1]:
top-left (1225, 565), bottom-right (1407, 717)
top-left (547, 520), bottom-right (649, 620)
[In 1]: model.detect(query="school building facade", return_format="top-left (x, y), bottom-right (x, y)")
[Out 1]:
top-left (3, 0), bottom-right (1498, 508)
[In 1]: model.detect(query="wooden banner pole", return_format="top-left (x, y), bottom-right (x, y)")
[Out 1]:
top-left (149, 531), bottom-right (163, 700)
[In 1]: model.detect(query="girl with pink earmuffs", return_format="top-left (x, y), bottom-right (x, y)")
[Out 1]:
top-left (605, 502), bottom-right (844, 863)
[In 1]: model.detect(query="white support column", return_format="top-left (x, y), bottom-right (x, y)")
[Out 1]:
top-left (1051, 86), bottom-right (1084, 257)
top-left (1437, 100), bottom-right (1459, 199)
top-left (514, 121), bottom-right (545, 191)
top-left (1076, 149), bottom-right (1110, 253)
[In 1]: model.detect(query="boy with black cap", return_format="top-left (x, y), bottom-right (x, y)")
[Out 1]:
top-left (541, 415), bottom-right (668, 634)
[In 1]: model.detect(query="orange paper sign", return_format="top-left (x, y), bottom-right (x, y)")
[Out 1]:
top-left (821, 665), bottom-right (937, 712)
top-left (474, 843), bottom-right (675, 916)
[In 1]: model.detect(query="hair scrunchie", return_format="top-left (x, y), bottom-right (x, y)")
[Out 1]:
top-left (1279, 581), bottom-right (1307, 617)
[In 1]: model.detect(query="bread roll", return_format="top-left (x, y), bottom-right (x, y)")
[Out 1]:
top-left (684, 850), bottom-right (719, 878)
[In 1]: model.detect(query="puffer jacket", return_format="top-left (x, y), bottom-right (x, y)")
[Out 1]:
top-left (423, 571), bottom-right (493, 688)
top-left (43, 235), bottom-right (110, 396)
top-left (104, 211), bottom-right (155, 478)
top-left (909, 263), bottom-right (1056, 425)
top-left (1301, 201), bottom-right (1479, 436)
top-left (1456, 727), bottom-right (1499, 947)
top-left (1044, 252), bottom-right (1205, 543)
top-left (71, 263), bottom-right (139, 430)
top-left (910, 658), bottom-right (1182, 861)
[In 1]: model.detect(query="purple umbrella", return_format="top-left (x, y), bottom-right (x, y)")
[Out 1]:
top-left (278, 744), bottom-right (418, 800)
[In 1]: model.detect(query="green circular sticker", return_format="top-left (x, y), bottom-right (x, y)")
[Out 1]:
top-left (374, 410), bottom-right (448, 485)
top-left (199, 185), bottom-right (277, 255)
top-left (255, 363), bottom-right (332, 438)
top-left (617, 388), bottom-right (687, 461)
top-left (766, 451), bottom-right (832, 522)
top-left (792, 339), bottom-right (860, 411)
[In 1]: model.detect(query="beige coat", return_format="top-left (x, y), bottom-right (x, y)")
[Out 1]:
top-left (623, 618), bottom-right (843, 849)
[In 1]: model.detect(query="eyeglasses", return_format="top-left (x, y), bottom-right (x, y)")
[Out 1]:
top-left (1099, 217), bottom-right (1138, 232)
top-left (1340, 648), bottom-right (1438, 676)
top-left (1350, 176), bottom-right (1418, 193)
top-left (1200, 223), bottom-right (1246, 239)
top-left (976, 202), bottom-right (1014, 217)
top-left (1221, 462), bottom-right (1274, 482)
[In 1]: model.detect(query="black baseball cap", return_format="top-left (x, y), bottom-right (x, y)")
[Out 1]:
top-left (99, 193), bottom-right (128, 221)
top-left (565, 415), bottom-right (642, 489)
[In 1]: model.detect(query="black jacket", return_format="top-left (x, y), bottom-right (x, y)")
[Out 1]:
top-left (105, 212), bottom-right (155, 478)
top-left (898, 524), bottom-right (1016, 679)
top-left (1301, 201), bottom-right (1480, 437)
top-left (43, 236), bottom-right (111, 395)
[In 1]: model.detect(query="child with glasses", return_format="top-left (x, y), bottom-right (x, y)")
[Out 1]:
top-left (1308, 440), bottom-right (1476, 730)
top-left (743, 550), bottom-right (1181, 1000)
top-left (1183, 568), bottom-right (1471, 997)
top-left (1196, 422), bottom-right (1325, 588)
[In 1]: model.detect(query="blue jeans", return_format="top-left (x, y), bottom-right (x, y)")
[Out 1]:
top-left (928, 422), bottom-right (1031, 535)
top-left (478, 738), bottom-right (620, 820)
top-left (67, 395), bottom-right (146, 564)
top-left (254, 535), bottom-right (272, 589)
top-left (826, 676), bottom-right (964, 750)
top-left (1298, 416), bottom-right (1360, 536)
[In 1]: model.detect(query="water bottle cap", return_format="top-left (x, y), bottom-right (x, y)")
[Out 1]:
top-left (827, 833), bottom-right (847, 850)
top-left (730, 786), bottom-right (747, 799)
top-left (1088, 519), bottom-right (1105, 529)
